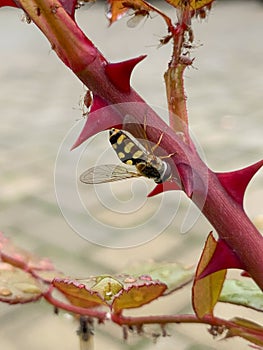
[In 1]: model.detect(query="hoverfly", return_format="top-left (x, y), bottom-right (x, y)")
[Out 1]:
top-left (80, 116), bottom-right (173, 185)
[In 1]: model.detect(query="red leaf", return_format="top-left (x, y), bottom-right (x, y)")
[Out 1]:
top-left (105, 55), bottom-right (146, 93)
top-left (71, 95), bottom-right (123, 149)
top-left (198, 238), bottom-right (244, 279)
top-left (216, 159), bottom-right (263, 207)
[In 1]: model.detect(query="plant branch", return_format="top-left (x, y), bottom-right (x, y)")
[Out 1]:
top-left (15, 0), bottom-right (263, 290)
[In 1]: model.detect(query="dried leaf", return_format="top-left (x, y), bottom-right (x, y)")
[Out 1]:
top-left (192, 232), bottom-right (226, 318)
top-left (107, 0), bottom-right (151, 25)
top-left (0, 262), bottom-right (44, 304)
top-left (165, 0), bottom-right (213, 11)
top-left (219, 279), bottom-right (263, 312)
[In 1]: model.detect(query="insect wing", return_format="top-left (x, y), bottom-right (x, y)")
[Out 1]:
top-left (127, 13), bottom-right (145, 28)
top-left (123, 114), bottom-right (151, 153)
top-left (80, 164), bottom-right (141, 184)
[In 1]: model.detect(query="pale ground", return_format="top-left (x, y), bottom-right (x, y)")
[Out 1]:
top-left (0, 1), bottom-right (263, 349)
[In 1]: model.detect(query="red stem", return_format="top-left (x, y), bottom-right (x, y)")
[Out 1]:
top-left (14, 0), bottom-right (263, 290)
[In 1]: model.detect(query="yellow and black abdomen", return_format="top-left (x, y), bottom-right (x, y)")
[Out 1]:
top-left (109, 128), bottom-right (147, 166)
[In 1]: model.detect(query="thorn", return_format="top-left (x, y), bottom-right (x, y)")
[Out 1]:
top-left (71, 95), bottom-right (122, 150)
top-left (198, 239), bottom-right (245, 279)
top-left (216, 159), bottom-right (263, 206)
top-left (105, 55), bottom-right (147, 93)
top-left (147, 180), bottom-right (180, 197)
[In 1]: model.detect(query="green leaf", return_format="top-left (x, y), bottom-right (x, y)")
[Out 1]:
top-left (0, 262), bottom-right (44, 304)
top-left (219, 279), bottom-right (263, 312)
top-left (125, 261), bottom-right (194, 294)
top-left (192, 232), bottom-right (227, 318)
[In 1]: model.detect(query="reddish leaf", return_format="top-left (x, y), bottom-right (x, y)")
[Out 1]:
top-left (0, 232), bottom-right (54, 272)
top-left (192, 232), bottom-right (227, 318)
top-left (105, 55), bottom-right (146, 93)
top-left (0, 262), bottom-right (44, 304)
top-left (53, 274), bottom-right (167, 312)
top-left (71, 95), bottom-right (123, 149)
top-left (198, 238), bottom-right (244, 279)
top-left (53, 278), bottom-right (108, 308)
top-left (112, 281), bottom-right (167, 313)
top-left (216, 159), bottom-right (263, 207)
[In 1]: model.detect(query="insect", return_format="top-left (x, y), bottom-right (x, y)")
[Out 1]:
top-left (80, 116), bottom-right (173, 185)
top-left (126, 9), bottom-right (150, 28)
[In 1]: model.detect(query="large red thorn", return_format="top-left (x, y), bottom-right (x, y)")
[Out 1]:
top-left (105, 55), bottom-right (147, 93)
top-left (71, 95), bottom-right (122, 150)
top-left (0, 0), bottom-right (18, 7)
top-left (216, 159), bottom-right (263, 207)
top-left (198, 238), bottom-right (244, 279)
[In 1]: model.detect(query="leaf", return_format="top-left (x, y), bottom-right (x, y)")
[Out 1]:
top-left (106, 0), bottom-right (152, 25)
top-left (219, 279), bottom-right (263, 312)
top-left (225, 317), bottom-right (263, 346)
top-left (112, 281), bottom-right (167, 313)
top-left (0, 232), bottom-right (54, 272)
top-left (165, 0), bottom-right (214, 11)
top-left (0, 262), bottom-right (44, 304)
top-left (192, 232), bottom-right (227, 318)
top-left (53, 273), bottom-right (167, 312)
top-left (125, 261), bottom-right (194, 294)
top-left (106, 0), bottom-right (172, 28)
top-left (53, 278), bottom-right (108, 308)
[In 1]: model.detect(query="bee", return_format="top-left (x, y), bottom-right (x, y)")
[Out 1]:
top-left (80, 116), bottom-right (173, 185)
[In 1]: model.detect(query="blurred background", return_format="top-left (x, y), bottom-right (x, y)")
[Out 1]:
top-left (0, 1), bottom-right (262, 349)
